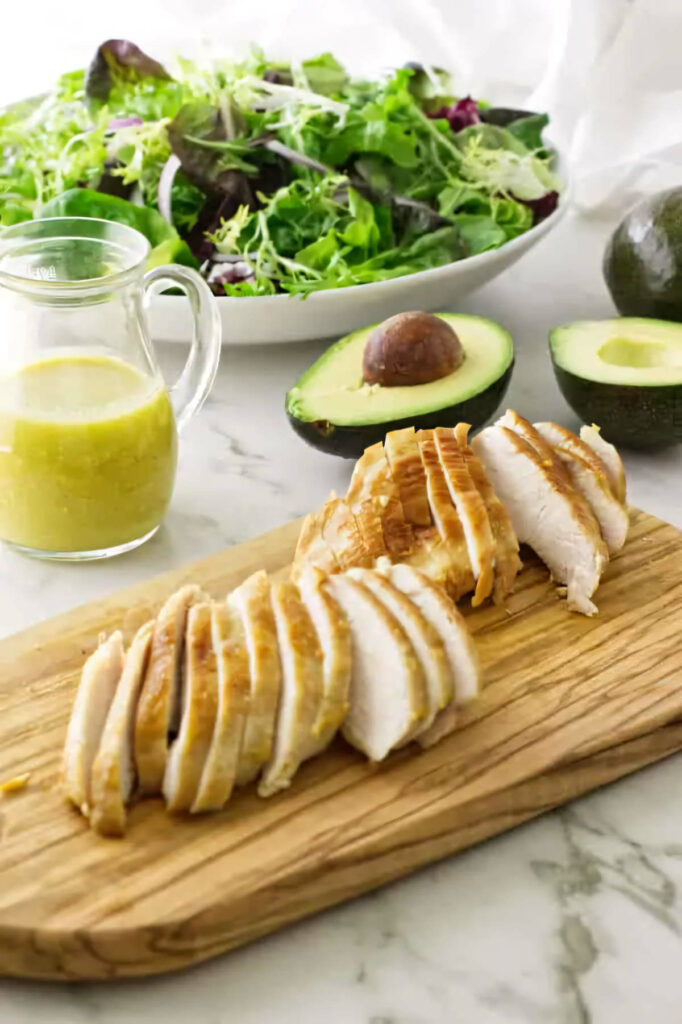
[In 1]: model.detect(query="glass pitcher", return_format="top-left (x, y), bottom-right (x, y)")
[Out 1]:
top-left (0, 216), bottom-right (221, 560)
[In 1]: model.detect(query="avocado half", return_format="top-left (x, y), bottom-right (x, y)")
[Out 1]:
top-left (604, 188), bottom-right (682, 320)
top-left (550, 317), bottom-right (682, 448)
top-left (286, 314), bottom-right (514, 458)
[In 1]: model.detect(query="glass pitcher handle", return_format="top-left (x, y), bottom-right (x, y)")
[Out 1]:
top-left (142, 265), bottom-right (221, 433)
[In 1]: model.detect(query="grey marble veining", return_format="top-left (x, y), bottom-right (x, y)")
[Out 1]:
top-left (1, 211), bottom-right (681, 1023)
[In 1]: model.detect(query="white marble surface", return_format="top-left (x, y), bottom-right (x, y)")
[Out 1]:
top-left (1, 211), bottom-right (682, 1022)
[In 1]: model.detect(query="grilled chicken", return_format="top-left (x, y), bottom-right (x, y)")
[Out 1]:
top-left (433, 427), bottom-right (495, 605)
top-left (134, 585), bottom-right (204, 795)
top-left (293, 507), bottom-right (341, 577)
top-left (453, 423), bottom-right (521, 604)
top-left (163, 603), bottom-right (219, 813)
top-left (322, 496), bottom-right (373, 570)
top-left (258, 582), bottom-right (324, 796)
top-left (229, 571), bottom-right (281, 787)
top-left (63, 631), bottom-right (125, 816)
top-left (348, 568), bottom-right (449, 738)
top-left (325, 574), bottom-right (428, 760)
top-left (191, 603), bottom-right (251, 813)
top-left (350, 497), bottom-right (389, 560)
top-left (473, 426), bottom-right (608, 615)
top-left (534, 421), bottom-right (629, 553)
top-left (384, 427), bottom-right (431, 527)
top-left (347, 442), bottom-right (414, 558)
top-left (298, 566), bottom-right (352, 755)
top-left (90, 621), bottom-right (154, 836)
top-left (416, 430), bottom-right (474, 598)
top-left (580, 424), bottom-right (627, 504)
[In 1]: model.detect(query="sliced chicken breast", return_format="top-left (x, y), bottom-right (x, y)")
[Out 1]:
top-left (433, 427), bottom-right (495, 606)
top-left (298, 566), bottom-right (352, 755)
top-left (292, 506), bottom-right (342, 578)
top-left (324, 574), bottom-right (428, 761)
top-left (228, 571), bottom-right (281, 787)
top-left (384, 427), bottom-right (432, 527)
top-left (534, 421), bottom-right (629, 553)
top-left (191, 603), bottom-right (251, 813)
top-left (134, 584), bottom-right (203, 795)
top-left (258, 582), bottom-right (324, 796)
top-left (63, 631), bottom-right (125, 816)
top-left (89, 621), bottom-right (154, 836)
top-left (380, 560), bottom-right (479, 705)
top-left (415, 430), bottom-right (475, 599)
top-left (350, 497), bottom-right (389, 560)
top-left (454, 423), bottom-right (522, 604)
top-left (580, 424), bottom-right (627, 504)
top-left (472, 426), bottom-right (608, 615)
top-left (321, 496), bottom-right (372, 570)
top-left (163, 603), bottom-right (219, 813)
top-left (347, 567), bottom-right (450, 737)
top-left (346, 442), bottom-right (414, 558)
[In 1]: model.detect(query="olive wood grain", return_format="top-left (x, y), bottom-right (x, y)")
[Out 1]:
top-left (0, 509), bottom-right (680, 981)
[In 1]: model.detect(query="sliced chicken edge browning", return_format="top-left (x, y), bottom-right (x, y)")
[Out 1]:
top-left (89, 620), bottom-right (154, 837)
top-left (321, 494), bottom-right (373, 571)
top-left (432, 427), bottom-right (495, 606)
top-left (134, 584), bottom-right (204, 796)
top-left (162, 603), bottom-right (219, 814)
top-left (298, 566), bottom-right (352, 755)
top-left (228, 571), bottom-right (281, 788)
top-left (324, 574), bottom-right (429, 761)
top-left (346, 441), bottom-right (414, 558)
top-left (291, 506), bottom-right (342, 578)
top-left (384, 426), bottom-right (432, 527)
top-left (191, 603), bottom-right (252, 813)
top-left (580, 424), bottom-right (627, 504)
top-left (258, 581), bottom-right (324, 797)
top-left (534, 421), bottom-right (629, 554)
top-left (63, 630), bottom-right (125, 816)
top-left (453, 422), bottom-right (522, 604)
top-left (472, 426), bottom-right (607, 616)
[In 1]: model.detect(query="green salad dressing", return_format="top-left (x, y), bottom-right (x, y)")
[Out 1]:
top-left (0, 354), bottom-right (177, 552)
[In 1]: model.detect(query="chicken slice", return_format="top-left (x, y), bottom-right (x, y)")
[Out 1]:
top-left (63, 631), bottom-right (125, 816)
top-left (89, 621), bottom-right (154, 836)
top-left (454, 423), bottom-right (522, 604)
top-left (380, 560), bottom-right (479, 706)
top-left (348, 568), bottom-right (450, 739)
top-left (472, 426), bottom-right (608, 615)
top-left (324, 574), bottom-right (428, 761)
top-left (163, 603), bottom-right (219, 813)
top-left (534, 421), bottom-right (629, 553)
top-left (229, 571), bottom-right (281, 787)
top-left (321, 495), bottom-right (372, 570)
top-left (258, 582), bottom-right (324, 796)
top-left (292, 506), bottom-right (342, 578)
top-left (350, 497), bottom-right (388, 560)
top-left (384, 427), bottom-right (432, 527)
top-left (134, 584), bottom-right (204, 795)
top-left (414, 430), bottom-right (474, 599)
top-left (433, 427), bottom-right (495, 606)
top-left (298, 566), bottom-right (352, 755)
top-left (580, 424), bottom-right (627, 504)
top-left (346, 442), bottom-right (414, 558)
top-left (191, 604), bottom-right (251, 813)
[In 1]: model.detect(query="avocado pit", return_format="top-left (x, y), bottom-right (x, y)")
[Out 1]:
top-left (362, 311), bottom-right (464, 387)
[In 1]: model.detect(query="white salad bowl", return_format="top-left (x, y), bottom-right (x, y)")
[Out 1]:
top-left (149, 155), bottom-right (570, 346)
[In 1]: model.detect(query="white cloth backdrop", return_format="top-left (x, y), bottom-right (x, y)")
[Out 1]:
top-left (3, 0), bottom-right (681, 217)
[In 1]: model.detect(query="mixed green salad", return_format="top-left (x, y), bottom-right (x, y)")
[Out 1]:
top-left (0, 40), bottom-right (561, 298)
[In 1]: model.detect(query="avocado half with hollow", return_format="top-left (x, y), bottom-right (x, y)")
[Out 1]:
top-left (286, 313), bottom-right (514, 458)
top-left (550, 318), bottom-right (682, 448)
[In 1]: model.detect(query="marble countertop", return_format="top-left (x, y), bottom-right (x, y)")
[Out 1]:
top-left (1, 211), bottom-right (681, 1023)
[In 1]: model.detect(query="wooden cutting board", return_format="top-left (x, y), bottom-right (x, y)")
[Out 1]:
top-left (1, 508), bottom-right (681, 981)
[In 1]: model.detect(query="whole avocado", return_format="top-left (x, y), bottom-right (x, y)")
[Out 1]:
top-left (604, 188), bottom-right (682, 320)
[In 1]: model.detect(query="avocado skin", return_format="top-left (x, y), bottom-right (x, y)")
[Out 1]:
top-left (553, 364), bottom-right (682, 449)
top-left (604, 188), bottom-right (682, 320)
top-left (287, 363), bottom-right (513, 458)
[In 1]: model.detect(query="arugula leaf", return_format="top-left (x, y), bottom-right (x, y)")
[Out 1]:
top-left (301, 54), bottom-right (348, 96)
top-left (507, 113), bottom-right (550, 152)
